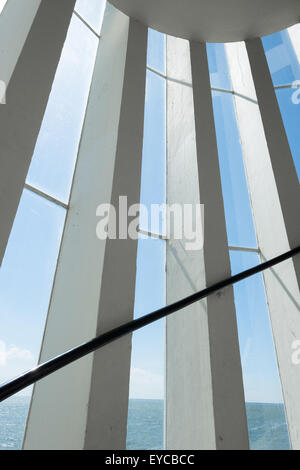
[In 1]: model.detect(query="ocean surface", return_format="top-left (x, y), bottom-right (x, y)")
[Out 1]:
top-left (0, 397), bottom-right (290, 450)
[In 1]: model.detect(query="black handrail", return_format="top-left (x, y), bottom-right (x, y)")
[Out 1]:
top-left (0, 246), bottom-right (299, 403)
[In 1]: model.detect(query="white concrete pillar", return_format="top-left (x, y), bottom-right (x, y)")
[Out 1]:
top-left (246, 38), bottom-right (300, 282)
top-left (226, 41), bottom-right (300, 449)
top-left (83, 17), bottom-right (147, 451)
top-left (24, 5), bottom-right (147, 450)
top-left (0, 0), bottom-right (41, 89)
top-left (0, 0), bottom-right (75, 265)
top-left (165, 36), bottom-right (249, 450)
top-left (288, 23), bottom-right (300, 62)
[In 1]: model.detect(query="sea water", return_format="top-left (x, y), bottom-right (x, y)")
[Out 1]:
top-left (0, 396), bottom-right (290, 450)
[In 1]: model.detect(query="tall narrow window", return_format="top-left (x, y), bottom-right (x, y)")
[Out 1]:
top-left (26, 14), bottom-right (98, 203)
top-left (0, 190), bottom-right (65, 450)
top-left (209, 43), bottom-right (290, 450)
top-left (230, 250), bottom-right (290, 450)
top-left (207, 43), bottom-right (232, 91)
top-left (0, 4), bottom-right (102, 450)
top-left (262, 30), bottom-right (300, 86)
top-left (262, 30), bottom-right (300, 179)
top-left (127, 28), bottom-right (166, 451)
top-left (75, 0), bottom-right (106, 34)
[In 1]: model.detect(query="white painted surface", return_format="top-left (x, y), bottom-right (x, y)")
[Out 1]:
top-left (0, 0), bottom-right (75, 265)
top-left (109, 0), bottom-right (300, 43)
top-left (165, 36), bottom-right (215, 450)
top-left (24, 5), bottom-right (130, 449)
top-left (288, 23), bottom-right (300, 63)
top-left (83, 18), bottom-right (147, 450)
top-left (0, 0), bottom-right (41, 89)
top-left (191, 40), bottom-right (249, 450)
top-left (246, 39), bottom-right (300, 284)
top-left (226, 41), bottom-right (300, 449)
top-left (165, 36), bottom-right (248, 450)
top-left (0, 0), bottom-right (7, 15)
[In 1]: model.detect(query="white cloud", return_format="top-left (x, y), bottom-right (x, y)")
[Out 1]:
top-left (0, 341), bottom-right (35, 394)
top-left (0, 341), bottom-right (34, 367)
top-left (129, 367), bottom-right (164, 400)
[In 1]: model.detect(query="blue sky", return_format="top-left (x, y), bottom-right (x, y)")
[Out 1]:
top-left (0, 1), bottom-right (299, 410)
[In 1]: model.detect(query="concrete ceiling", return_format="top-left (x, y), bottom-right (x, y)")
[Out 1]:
top-left (108, 0), bottom-right (300, 43)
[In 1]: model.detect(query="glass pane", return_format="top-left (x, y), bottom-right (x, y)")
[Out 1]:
top-left (0, 189), bottom-right (65, 450)
top-left (230, 250), bottom-right (290, 450)
top-left (275, 87), bottom-right (300, 180)
top-left (128, 31), bottom-right (166, 448)
top-left (134, 237), bottom-right (165, 317)
top-left (75, 0), bottom-right (106, 34)
top-left (207, 43), bottom-right (232, 90)
top-left (140, 70), bottom-right (166, 234)
top-left (212, 91), bottom-right (257, 248)
top-left (127, 236), bottom-right (165, 450)
top-left (128, 50), bottom-right (166, 450)
top-left (147, 28), bottom-right (166, 75)
top-left (262, 30), bottom-right (300, 86)
top-left (26, 14), bottom-right (98, 203)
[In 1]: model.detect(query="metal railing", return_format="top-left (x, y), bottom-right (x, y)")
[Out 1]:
top-left (0, 246), bottom-right (299, 402)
